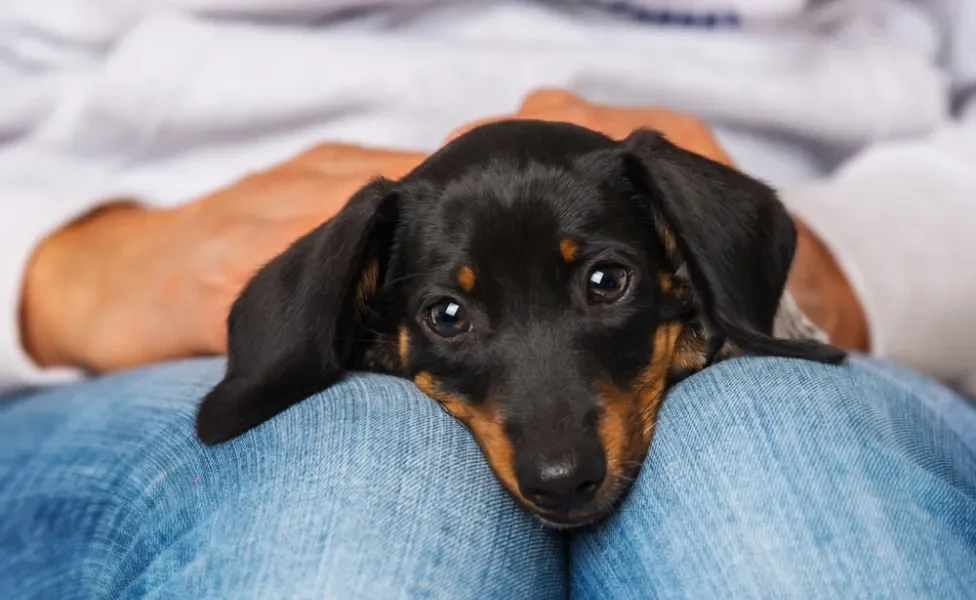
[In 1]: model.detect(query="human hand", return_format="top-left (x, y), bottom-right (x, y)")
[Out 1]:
top-left (789, 219), bottom-right (869, 351)
top-left (21, 144), bottom-right (426, 372)
top-left (447, 89), bottom-right (869, 350)
top-left (444, 88), bottom-right (734, 165)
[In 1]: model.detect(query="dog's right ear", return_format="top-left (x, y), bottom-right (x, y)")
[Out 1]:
top-left (619, 129), bottom-right (846, 366)
top-left (196, 178), bottom-right (399, 445)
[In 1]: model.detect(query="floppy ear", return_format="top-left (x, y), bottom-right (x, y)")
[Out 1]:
top-left (196, 177), bottom-right (399, 444)
top-left (621, 128), bottom-right (845, 364)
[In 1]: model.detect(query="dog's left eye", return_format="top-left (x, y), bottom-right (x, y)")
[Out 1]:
top-left (586, 264), bottom-right (631, 303)
top-left (426, 299), bottom-right (471, 337)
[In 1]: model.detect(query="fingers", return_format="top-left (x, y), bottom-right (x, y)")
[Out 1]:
top-left (290, 143), bottom-right (427, 176)
top-left (197, 143), bottom-right (427, 219)
top-left (518, 88), bottom-right (582, 112)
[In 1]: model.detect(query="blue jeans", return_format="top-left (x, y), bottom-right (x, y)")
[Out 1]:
top-left (1, 356), bottom-right (974, 599)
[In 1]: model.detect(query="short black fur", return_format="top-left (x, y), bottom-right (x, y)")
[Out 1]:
top-left (196, 178), bottom-right (399, 444)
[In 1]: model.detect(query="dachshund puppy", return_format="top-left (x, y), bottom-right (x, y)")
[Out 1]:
top-left (196, 120), bottom-right (845, 528)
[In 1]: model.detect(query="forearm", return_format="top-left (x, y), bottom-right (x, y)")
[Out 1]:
top-left (6, 142), bottom-right (429, 391)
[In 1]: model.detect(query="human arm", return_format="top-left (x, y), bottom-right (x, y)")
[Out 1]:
top-left (9, 145), bottom-right (425, 391)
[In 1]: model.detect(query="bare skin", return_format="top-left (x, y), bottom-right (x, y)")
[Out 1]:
top-left (20, 90), bottom-right (867, 373)
top-left (21, 145), bottom-right (426, 372)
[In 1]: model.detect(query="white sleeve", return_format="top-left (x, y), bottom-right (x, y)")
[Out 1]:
top-left (780, 110), bottom-right (976, 390)
top-left (780, 0), bottom-right (976, 391)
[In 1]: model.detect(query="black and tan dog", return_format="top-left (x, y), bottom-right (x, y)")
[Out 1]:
top-left (195, 120), bottom-right (845, 527)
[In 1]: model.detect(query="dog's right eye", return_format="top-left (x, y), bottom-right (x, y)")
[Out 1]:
top-left (426, 299), bottom-right (471, 337)
top-left (586, 263), bottom-right (631, 304)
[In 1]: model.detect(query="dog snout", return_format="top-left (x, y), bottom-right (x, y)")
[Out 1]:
top-left (516, 448), bottom-right (606, 512)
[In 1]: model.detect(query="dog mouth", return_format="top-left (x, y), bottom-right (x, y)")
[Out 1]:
top-left (519, 476), bottom-right (632, 529)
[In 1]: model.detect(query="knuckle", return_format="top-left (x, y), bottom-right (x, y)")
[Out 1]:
top-left (520, 88), bottom-right (578, 111)
top-left (294, 143), bottom-right (368, 168)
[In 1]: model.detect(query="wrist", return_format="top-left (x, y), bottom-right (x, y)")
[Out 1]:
top-left (20, 201), bottom-right (151, 369)
top-left (787, 217), bottom-right (870, 351)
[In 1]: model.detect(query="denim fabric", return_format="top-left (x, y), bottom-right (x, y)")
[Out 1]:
top-left (571, 357), bottom-right (976, 599)
top-left (1, 356), bottom-right (974, 599)
top-left (0, 360), bottom-right (564, 599)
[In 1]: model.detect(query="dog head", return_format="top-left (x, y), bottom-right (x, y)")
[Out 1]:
top-left (196, 120), bottom-right (845, 527)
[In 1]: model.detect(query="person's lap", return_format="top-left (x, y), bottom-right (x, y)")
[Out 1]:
top-left (1, 356), bottom-right (974, 599)
top-left (572, 357), bottom-right (976, 599)
top-left (0, 360), bottom-right (565, 599)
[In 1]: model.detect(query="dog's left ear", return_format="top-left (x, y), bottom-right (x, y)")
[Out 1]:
top-left (620, 128), bottom-right (845, 364)
top-left (195, 177), bottom-right (400, 445)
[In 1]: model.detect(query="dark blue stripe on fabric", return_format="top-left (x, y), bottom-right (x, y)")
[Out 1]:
top-left (584, 1), bottom-right (741, 28)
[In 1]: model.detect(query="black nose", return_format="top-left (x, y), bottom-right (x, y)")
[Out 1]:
top-left (517, 454), bottom-right (607, 512)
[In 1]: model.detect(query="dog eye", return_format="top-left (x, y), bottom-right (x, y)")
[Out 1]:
top-left (586, 264), bottom-right (631, 303)
top-left (426, 299), bottom-right (471, 337)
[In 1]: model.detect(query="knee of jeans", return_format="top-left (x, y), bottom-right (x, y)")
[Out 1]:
top-left (643, 354), bottom-right (970, 478)
top-left (646, 356), bottom-right (865, 468)
top-left (97, 366), bottom-right (547, 598)
top-left (664, 354), bottom-right (850, 414)
top-left (195, 372), bottom-right (478, 490)
top-left (116, 367), bottom-right (482, 521)
top-left (573, 356), bottom-right (976, 599)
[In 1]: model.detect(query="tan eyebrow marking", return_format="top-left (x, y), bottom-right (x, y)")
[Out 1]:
top-left (560, 239), bottom-right (580, 263)
top-left (457, 265), bottom-right (476, 293)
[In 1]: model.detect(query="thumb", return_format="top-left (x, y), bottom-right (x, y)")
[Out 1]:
top-left (518, 88), bottom-right (582, 113)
